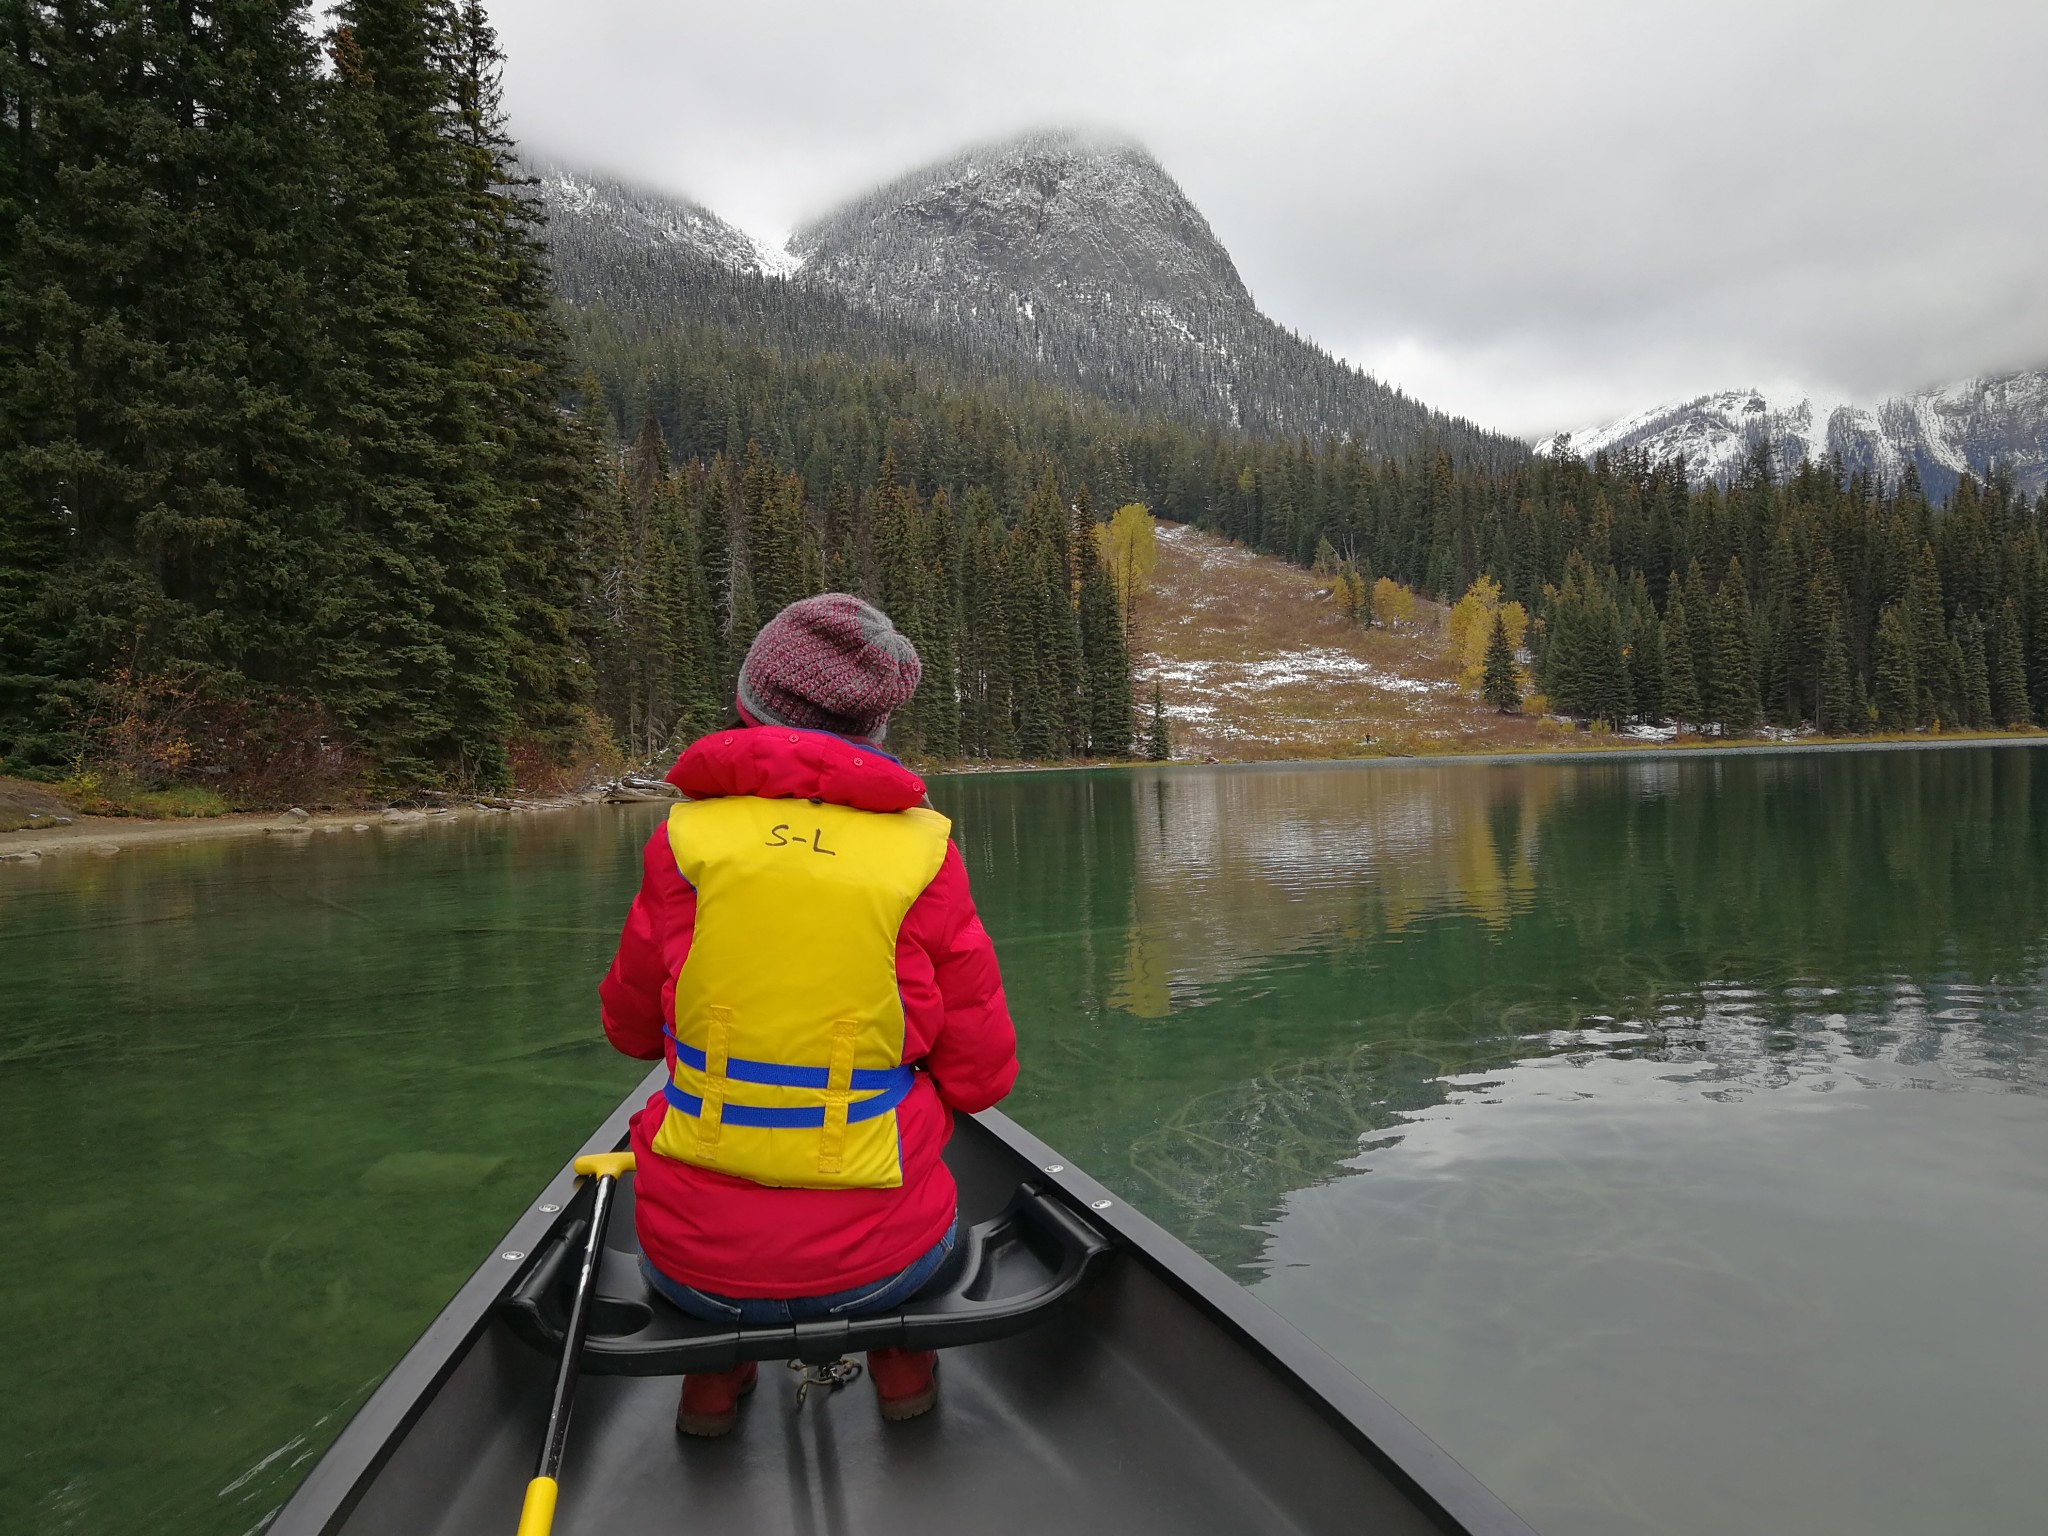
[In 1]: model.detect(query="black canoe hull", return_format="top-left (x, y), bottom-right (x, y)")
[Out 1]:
top-left (271, 1070), bottom-right (1536, 1536)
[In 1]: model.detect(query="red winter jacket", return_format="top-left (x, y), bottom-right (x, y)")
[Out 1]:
top-left (599, 726), bottom-right (1018, 1297)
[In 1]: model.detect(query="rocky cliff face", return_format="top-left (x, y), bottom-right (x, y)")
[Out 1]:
top-left (790, 131), bottom-right (1251, 331)
top-left (785, 131), bottom-right (1520, 464)
top-left (1543, 371), bottom-right (2048, 499)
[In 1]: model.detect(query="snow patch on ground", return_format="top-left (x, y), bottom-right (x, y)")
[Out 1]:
top-left (1141, 649), bottom-right (1455, 698)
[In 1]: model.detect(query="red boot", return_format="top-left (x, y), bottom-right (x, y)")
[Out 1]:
top-left (867, 1348), bottom-right (939, 1421)
top-left (676, 1360), bottom-right (757, 1437)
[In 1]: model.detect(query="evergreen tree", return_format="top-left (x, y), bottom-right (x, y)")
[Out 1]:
top-left (1707, 557), bottom-right (1759, 735)
top-left (1906, 543), bottom-right (1951, 726)
top-left (1624, 573), bottom-right (1665, 721)
top-left (1009, 475), bottom-right (1083, 756)
top-left (957, 488), bottom-right (1014, 758)
top-left (1681, 558), bottom-right (1715, 721)
top-left (698, 457), bottom-right (734, 631)
top-left (1074, 486), bottom-right (1132, 755)
top-left (724, 555), bottom-right (759, 704)
top-left (446, 1), bottom-right (597, 763)
top-left (1660, 585), bottom-right (1703, 729)
top-left (1482, 610), bottom-right (1520, 712)
top-left (1959, 616), bottom-right (1993, 729)
top-left (1873, 605), bottom-right (1918, 730)
top-left (821, 472), bottom-right (858, 591)
top-left (871, 475), bottom-right (932, 751)
top-left (651, 476), bottom-right (719, 746)
top-left (744, 444), bottom-right (805, 623)
top-left (1757, 525), bottom-right (1794, 722)
top-left (1, 0), bottom-right (341, 768)
top-left (1818, 611), bottom-right (1855, 735)
top-left (1145, 682), bottom-right (1171, 761)
top-left (1992, 598), bottom-right (2033, 727)
top-left (580, 440), bottom-right (635, 738)
top-left (320, 1), bottom-right (520, 784)
top-left (1542, 553), bottom-right (1628, 725)
top-left (1800, 556), bottom-right (1847, 730)
top-left (2027, 543), bottom-right (2048, 722)
top-left (916, 487), bottom-right (963, 758)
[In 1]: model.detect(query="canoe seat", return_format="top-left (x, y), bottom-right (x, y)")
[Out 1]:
top-left (501, 1180), bottom-right (1113, 1373)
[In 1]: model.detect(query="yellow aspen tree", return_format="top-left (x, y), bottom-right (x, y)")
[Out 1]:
top-left (1097, 503), bottom-right (1158, 627)
top-left (1372, 577), bottom-right (1416, 628)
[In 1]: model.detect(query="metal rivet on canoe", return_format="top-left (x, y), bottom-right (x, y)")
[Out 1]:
top-left (1089, 1200), bottom-right (1112, 1210)
top-left (1044, 1164), bottom-right (1064, 1173)
top-left (538, 1203), bottom-right (560, 1213)
top-left (502, 1251), bottom-right (525, 1261)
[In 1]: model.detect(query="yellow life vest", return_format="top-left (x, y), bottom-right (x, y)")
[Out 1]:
top-left (649, 795), bottom-right (953, 1190)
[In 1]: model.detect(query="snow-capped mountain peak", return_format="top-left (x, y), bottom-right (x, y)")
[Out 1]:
top-left (1541, 371), bottom-right (2048, 498)
top-left (788, 128), bottom-right (1252, 317)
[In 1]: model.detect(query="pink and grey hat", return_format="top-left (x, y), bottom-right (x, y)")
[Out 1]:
top-left (736, 594), bottom-right (921, 742)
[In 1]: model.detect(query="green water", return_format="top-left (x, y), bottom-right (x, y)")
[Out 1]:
top-left (5, 747), bottom-right (2047, 1535)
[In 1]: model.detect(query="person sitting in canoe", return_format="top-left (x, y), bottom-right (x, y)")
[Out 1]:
top-left (599, 594), bottom-right (1019, 1436)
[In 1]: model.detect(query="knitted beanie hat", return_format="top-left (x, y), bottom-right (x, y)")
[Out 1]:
top-left (736, 594), bottom-right (922, 741)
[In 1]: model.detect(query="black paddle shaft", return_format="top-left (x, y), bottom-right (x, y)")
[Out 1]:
top-left (537, 1172), bottom-right (619, 1482)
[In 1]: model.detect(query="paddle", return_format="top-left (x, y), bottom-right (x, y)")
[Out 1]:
top-left (516, 1150), bottom-right (635, 1536)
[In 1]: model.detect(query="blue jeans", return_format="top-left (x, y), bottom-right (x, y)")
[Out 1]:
top-left (639, 1218), bottom-right (959, 1325)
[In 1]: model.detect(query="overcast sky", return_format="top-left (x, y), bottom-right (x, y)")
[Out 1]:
top-left (486, 0), bottom-right (2048, 439)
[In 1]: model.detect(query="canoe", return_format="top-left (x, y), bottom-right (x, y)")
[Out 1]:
top-left (272, 1067), bottom-right (1536, 1536)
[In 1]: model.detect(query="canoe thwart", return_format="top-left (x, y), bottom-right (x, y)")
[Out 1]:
top-left (499, 1180), bottom-right (1113, 1376)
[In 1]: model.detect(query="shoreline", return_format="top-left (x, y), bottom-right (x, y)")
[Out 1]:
top-left (5, 730), bottom-right (2044, 862)
top-left (0, 791), bottom-right (621, 863)
top-left (921, 727), bottom-right (2048, 781)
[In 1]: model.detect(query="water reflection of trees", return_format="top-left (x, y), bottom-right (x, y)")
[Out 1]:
top-left (947, 749), bottom-right (2048, 1277)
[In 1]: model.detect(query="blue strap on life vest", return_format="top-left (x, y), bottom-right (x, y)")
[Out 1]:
top-left (661, 1027), bottom-right (917, 1128)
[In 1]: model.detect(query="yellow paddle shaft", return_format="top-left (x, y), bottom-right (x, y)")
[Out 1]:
top-left (515, 1153), bottom-right (634, 1534)
top-left (515, 1476), bottom-right (557, 1536)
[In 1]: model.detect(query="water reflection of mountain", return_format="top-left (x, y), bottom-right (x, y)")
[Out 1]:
top-left (943, 748), bottom-right (2048, 1279)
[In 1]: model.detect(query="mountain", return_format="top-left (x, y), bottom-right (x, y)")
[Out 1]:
top-left (535, 164), bottom-right (795, 282)
top-left (534, 133), bottom-right (1527, 469)
top-left (792, 131), bottom-right (1242, 310)
top-left (1540, 370), bottom-right (2048, 499)
top-left (534, 162), bottom-right (979, 383)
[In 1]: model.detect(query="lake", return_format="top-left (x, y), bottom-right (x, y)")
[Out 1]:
top-left (4, 744), bottom-right (2045, 1535)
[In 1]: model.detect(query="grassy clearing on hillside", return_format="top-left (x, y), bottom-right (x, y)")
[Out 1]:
top-left (1130, 524), bottom-right (2048, 763)
top-left (1132, 524), bottom-right (1573, 760)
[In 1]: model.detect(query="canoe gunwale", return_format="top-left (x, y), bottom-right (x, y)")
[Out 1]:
top-left (270, 1067), bottom-right (1536, 1536)
top-left (270, 1080), bottom-right (648, 1536)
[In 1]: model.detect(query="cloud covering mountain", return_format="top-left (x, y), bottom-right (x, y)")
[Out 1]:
top-left (491, 0), bottom-right (2048, 435)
